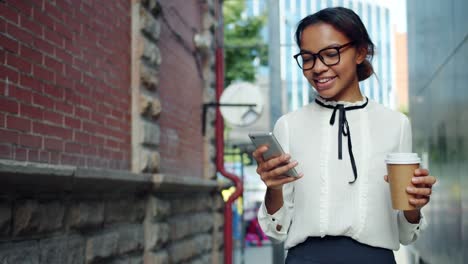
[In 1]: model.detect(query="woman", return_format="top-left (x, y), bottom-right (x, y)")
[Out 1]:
top-left (252, 7), bottom-right (436, 263)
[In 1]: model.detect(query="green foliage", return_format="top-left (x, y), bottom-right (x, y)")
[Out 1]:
top-left (223, 0), bottom-right (268, 86)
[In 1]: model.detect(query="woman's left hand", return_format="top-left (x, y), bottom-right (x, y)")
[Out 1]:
top-left (405, 168), bottom-right (437, 209)
top-left (385, 168), bottom-right (436, 209)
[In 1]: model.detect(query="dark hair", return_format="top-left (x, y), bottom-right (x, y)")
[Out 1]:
top-left (295, 7), bottom-right (375, 81)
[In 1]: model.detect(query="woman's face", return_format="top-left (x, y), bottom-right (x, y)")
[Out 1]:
top-left (299, 22), bottom-right (366, 101)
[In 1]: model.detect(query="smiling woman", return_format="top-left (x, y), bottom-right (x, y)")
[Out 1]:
top-left (252, 7), bottom-right (437, 264)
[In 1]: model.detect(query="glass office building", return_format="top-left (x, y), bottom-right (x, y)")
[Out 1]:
top-left (407, 0), bottom-right (468, 263)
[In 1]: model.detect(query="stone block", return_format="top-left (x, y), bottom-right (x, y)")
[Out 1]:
top-left (141, 0), bottom-right (160, 16)
top-left (13, 200), bottom-right (40, 235)
top-left (140, 7), bottom-right (161, 41)
top-left (213, 212), bottom-right (224, 231)
top-left (39, 235), bottom-right (85, 264)
top-left (170, 195), bottom-right (212, 215)
top-left (144, 222), bottom-right (169, 250)
top-left (38, 201), bottom-right (64, 233)
top-left (141, 38), bottom-right (161, 67)
top-left (167, 234), bottom-right (212, 263)
top-left (68, 201), bottom-right (104, 230)
top-left (168, 212), bottom-right (212, 241)
top-left (104, 199), bottom-right (145, 224)
top-left (140, 63), bottom-right (159, 91)
top-left (146, 196), bottom-right (170, 220)
top-left (138, 150), bottom-right (161, 173)
top-left (143, 251), bottom-right (168, 264)
top-left (117, 224), bottom-right (144, 254)
top-left (0, 241), bottom-right (39, 264)
top-left (0, 203), bottom-right (11, 236)
top-left (109, 256), bottom-right (143, 264)
top-left (142, 121), bottom-right (160, 147)
top-left (85, 231), bottom-right (119, 263)
top-left (139, 96), bottom-right (162, 119)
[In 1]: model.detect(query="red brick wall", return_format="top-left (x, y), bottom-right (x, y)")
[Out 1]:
top-left (0, 1), bottom-right (131, 169)
top-left (158, 0), bottom-right (205, 177)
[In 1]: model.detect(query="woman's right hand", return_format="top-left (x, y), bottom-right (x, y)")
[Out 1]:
top-left (252, 145), bottom-right (303, 190)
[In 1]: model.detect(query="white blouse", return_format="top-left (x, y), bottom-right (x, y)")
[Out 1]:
top-left (258, 96), bottom-right (427, 251)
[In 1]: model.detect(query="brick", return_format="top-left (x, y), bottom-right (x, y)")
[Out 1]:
top-left (20, 74), bottom-right (43, 91)
top-left (20, 103), bottom-right (44, 120)
top-left (7, 115), bottom-right (31, 132)
top-left (44, 56), bottom-right (64, 74)
top-left (0, 144), bottom-right (12, 159)
top-left (0, 33), bottom-right (20, 53)
top-left (14, 146), bottom-right (27, 161)
top-left (43, 83), bottom-right (64, 99)
top-left (55, 47), bottom-right (72, 65)
top-left (44, 1), bottom-right (64, 22)
top-left (44, 28), bottom-right (64, 48)
top-left (74, 131), bottom-right (89, 144)
top-left (33, 93), bottom-right (55, 108)
top-left (9, 84), bottom-right (32, 103)
top-left (74, 107), bottom-right (90, 119)
top-left (0, 65), bottom-right (19, 83)
top-left (54, 21), bottom-right (73, 41)
top-left (39, 150), bottom-right (49, 163)
top-left (0, 113), bottom-right (4, 127)
top-left (33, 122), bottom-right (72, 140)
top-left (43, 110), bottom-right (63, 125)
top-left (0, 4), bottom-right (19, 24)
top-left (65, 116), bottom-right (81, 129)
top-left (54, 101), bottom-right (74, 114)
top-left (44, 137), bottom-right (63, 151)
top-left (6, 22), bottom-right (34, 44)
top-left (33, 37), bottom-right (54, 56)
top-left (8, 0), bottom-right (34, 17)
top-left (6, 52), bottom-right (33, 73)
top-left (20, 44), bottom-right (43, 64)
top-left (55, 73), bottom-right (69, 89)
top-left (34, 11), bottom-right (55, 30)
top-left (19, 134), bottom-right (42, 148)
top-left (65, 142), bottom-right (81, 154)
top-left (21, 16), bottom-right (42, 35)
top-left (33, 65), bottom-right (54, 83)
top-left (28, 149), bottom-right (40, 162)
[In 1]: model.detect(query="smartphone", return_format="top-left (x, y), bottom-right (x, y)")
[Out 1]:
top-left (248, 132), bottom-right (300, 177)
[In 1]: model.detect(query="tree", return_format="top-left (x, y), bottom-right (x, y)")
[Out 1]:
top-left (223, 0), bottom-right (268, 86)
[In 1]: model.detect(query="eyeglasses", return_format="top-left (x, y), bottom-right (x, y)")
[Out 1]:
top-left (293, 42), bottom-right (354, 70)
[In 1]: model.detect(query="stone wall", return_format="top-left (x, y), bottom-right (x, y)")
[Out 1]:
top-left (0, 160), bottom-right (224, 264)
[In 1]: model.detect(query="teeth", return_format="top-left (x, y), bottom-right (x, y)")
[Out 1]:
top-left (317, 78), bottom-right (332, 83)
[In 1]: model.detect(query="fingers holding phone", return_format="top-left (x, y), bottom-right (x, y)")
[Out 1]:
top-left (252, 144), bottom-right (303, 190)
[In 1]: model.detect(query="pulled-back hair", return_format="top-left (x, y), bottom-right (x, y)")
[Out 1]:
top-left (295, 7), bottom-right (375, 81)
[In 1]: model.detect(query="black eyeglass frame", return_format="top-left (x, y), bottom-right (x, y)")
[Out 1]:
top-left (293, 41), bottom-right (355, 70)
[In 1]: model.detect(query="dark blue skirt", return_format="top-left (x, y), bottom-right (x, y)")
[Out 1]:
top-left (285, 236), bottom-right (396, 264)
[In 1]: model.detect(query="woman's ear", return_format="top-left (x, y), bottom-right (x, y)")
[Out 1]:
top-left (355, 47), bottom-right (367, 65)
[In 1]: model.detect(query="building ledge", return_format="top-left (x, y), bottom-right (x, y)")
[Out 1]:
top-left (0, 159), bottom-right (224, 194)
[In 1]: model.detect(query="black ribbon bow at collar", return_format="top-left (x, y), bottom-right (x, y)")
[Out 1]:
top-left (315, 97), bottom-right (369, 184)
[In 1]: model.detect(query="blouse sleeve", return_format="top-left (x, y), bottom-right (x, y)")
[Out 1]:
top-left (397, 115), bottom-right (428, 245)
top-left (257, 116), bottom-right (295, 243)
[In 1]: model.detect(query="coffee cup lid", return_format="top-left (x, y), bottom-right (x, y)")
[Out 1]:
top-left (385, 153), bottom-right (420, 164)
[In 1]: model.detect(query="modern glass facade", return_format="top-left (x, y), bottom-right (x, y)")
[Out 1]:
top-left (407, 0), bottom-right (468, 263)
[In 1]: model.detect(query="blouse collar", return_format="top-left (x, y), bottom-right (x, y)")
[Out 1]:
top-left (315, 95), bottom-right (368, 108)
